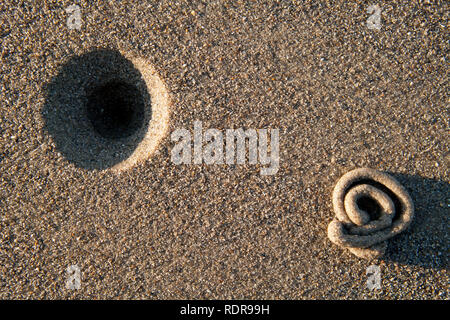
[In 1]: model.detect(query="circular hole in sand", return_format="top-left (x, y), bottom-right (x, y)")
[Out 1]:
top-left (42, 49), bottom-right (171, 172)
top-left (86, 80), bottom-right (145, 139)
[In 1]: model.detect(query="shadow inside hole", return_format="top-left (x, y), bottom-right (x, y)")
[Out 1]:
top-left (86, 80), bottom-right (145, 139)
top-left (357, 196), bottom-right (381, 220)
top-left (383, 172), bottom-right (449, 270)
top-left (348, 179), bottom-right (403, 222)
top-left (42, 49), bottom-right (151, 170)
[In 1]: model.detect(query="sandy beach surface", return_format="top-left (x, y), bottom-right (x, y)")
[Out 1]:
top-left (0, 0), bottom-right (448, 299)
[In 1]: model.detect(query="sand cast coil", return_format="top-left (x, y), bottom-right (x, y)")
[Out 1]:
top-left (327, 168), bottom-right (414, 259)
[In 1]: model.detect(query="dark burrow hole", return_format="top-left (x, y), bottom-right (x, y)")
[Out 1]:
top-left (348, 179), bottom-right (403, 221)
top-left (356, 196), bottom-right (382, 220)
top-left (86, 80), bottom-right (145, 139)
top-left (43, 49), bottom-right (153, 170)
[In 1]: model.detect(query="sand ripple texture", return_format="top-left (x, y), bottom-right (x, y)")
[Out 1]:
top-left (328, 168), bottom-right (414, 259)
